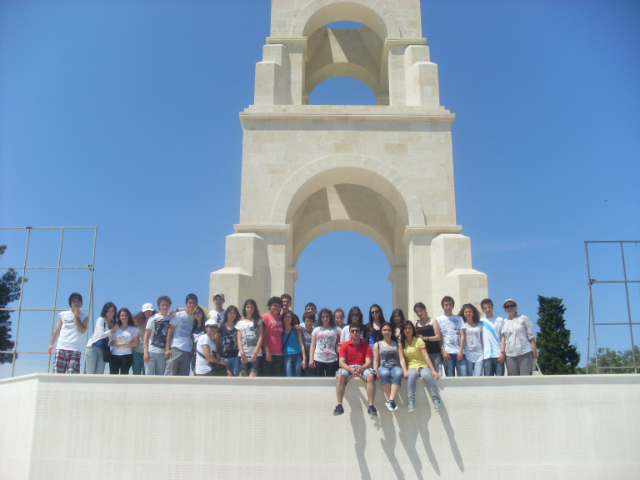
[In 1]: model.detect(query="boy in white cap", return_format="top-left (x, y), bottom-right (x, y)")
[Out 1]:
top-left (210, 292), bottom-right (225, 325)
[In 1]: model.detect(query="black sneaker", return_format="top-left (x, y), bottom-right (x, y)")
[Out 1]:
top-left (368, 405), bottom-right (378, 416)
top-left (333, 404), bottom-right (344, 416)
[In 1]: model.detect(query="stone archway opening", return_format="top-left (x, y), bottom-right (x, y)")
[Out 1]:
top-left (294, 230), bottom-right (392, 318)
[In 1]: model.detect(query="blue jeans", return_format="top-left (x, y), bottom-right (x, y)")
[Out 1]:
top-left (463, 358), bottom-right (484, 377)
top-left (443, 354), bottom-right (467, 377)
top-left (132, 351), bottom-right (145, 375)
top-left (378, 366), bottom-right (403, 386)
top-left (145, 351), bottom-right (166, 375)
top-left (85, 345), bottom-right (105, 374)
top-left (284, 354), bottom-right (303, 377)
top-left (483, 357), bottom-right (505, 376)
top-left (240, 355), bottom-right (261, 375)
top-left (223, 356), bottom-right (240, 376)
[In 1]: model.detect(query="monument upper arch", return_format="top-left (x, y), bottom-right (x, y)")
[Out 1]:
top-left (270, 154), bottom-right (422, 226)
top-left (296, 2), bottom-right (389, 40)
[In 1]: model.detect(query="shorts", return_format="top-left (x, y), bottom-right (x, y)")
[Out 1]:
top-left (337, 365), bottom-right (375, 384)
top-left (53, 349), bottom-right (81, 374)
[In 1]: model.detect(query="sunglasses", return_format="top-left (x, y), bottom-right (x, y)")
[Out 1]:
top-left (371, 310), bottom-right (380, 314)
top-left (504, 304), bottom-right (516, 309)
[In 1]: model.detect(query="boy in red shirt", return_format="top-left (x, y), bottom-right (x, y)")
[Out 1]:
top-left (334, 323), bottom-right (377, 416)
top-left (261, 296), bottom-right (284, 376)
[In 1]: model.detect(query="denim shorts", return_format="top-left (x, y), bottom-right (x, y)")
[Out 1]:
top-left (240, 355), bottom-right (261, 375)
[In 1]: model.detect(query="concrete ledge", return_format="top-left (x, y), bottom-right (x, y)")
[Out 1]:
top-left (1, 374), bottom-right (639, 479)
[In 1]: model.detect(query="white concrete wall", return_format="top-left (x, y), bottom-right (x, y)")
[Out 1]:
top-left (1, 374), bottom-right (639, 479)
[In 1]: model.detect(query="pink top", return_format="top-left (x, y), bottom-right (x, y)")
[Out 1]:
top-left (261, 313), bottom-right (283, 355)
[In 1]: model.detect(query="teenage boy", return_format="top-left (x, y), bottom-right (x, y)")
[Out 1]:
top-left (210, 292), bottom-right (225, 325)
top-left (480, 298), bottom-right (505, 376)
top-left (280, 293), bottom-right (300, 325)
top-left (48, 292), bottom-right (89, 374)
top-left (305, 302), bottom-right (317, 326)
top-left (436, 296), bottom-right (465, 377)
top-left (262, 296), bottom-right (284, 376)
top-left (165, 294), bottom-right (198, 376)
top-left (144, 295), bottom-right (172, 375)
top-left (301, 312), bottom-right (316, 377)
top-left (334, 323), bottom-right (377, 417)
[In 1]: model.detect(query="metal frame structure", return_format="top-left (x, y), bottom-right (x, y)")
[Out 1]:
top-left (586, 240), bottom-right (639, 374)
top-left (0, 226), bottom-right (97, 377)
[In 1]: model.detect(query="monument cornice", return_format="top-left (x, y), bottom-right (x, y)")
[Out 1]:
top-left (240, 106), bottom-right (455, 124)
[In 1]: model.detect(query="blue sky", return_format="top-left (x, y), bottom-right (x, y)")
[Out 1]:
top-left (1, 0), bottom-right (639, 377)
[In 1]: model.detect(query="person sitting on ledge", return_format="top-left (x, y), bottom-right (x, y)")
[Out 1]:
top-left (333, 323), bottom-right (378, 417)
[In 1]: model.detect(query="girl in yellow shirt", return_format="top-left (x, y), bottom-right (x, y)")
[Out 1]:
top-left (400, 321), bottom-right (442, 412)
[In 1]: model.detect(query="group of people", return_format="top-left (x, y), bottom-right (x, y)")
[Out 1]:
top-left (49, 291), bottom-right (538, 415)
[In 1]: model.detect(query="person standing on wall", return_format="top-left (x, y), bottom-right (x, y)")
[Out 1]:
top-left (210, 292), bottom-right (225, 326)
top-left (501, 299), bottom-right (537, 375)
top-left (143, 296), bottom-right (172, 376)
top-left (132, 304), bottom-right (156, 375)
top-left (48, 292), bottom-right (89, 374)
top-left (85, 301), bottom-right (118, 374)
top-left (164, 294), bottom-right (198, 376)
top-left (281, 293), bottom-right (300, 326)
top-left (109, 308), bottom-right (139, 375)
top-left (480, 299), bottom-right (505, 376)
top-left (414, 302), bottom-right (442, 374)
top-left (436, 296), bottom-right (466, 377)
top-left (262, 296), bottom-right (284, 376)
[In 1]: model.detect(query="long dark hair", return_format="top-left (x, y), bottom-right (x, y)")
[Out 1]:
top-left (377, 322), bottom-right (397, 344)
top-left (458, 303), bottom-right (480, 326)
top-left (318, 308), bottom-right (336, 328)
top-left (116, 308), bottom-right (132, 327)
top-left (223, 305), bottom-right (240, 326)
top-left (347, 306), bottom-right (363, 326)
top-left (100, 302), bottom-right (117, 319)
top-left (390, 308), bottom-right (405, 326)
top-left (368, 304), bottom-right (385, 325)
top-left (399, 320), bottom-right (416, 348)
top-left (243, 299), bottom-right (261, 329)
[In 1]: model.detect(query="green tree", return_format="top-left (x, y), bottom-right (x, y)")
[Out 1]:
top-left (578, 347), bottom-right (640, 374)
top-left (0, 245), bottom-right (23, 364)
top-left (536, 295), bottom-right (580, 374)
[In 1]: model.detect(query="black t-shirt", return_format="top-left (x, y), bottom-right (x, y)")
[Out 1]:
top-left (219, 323), bottom-right (239, 358)
top-left (416, 322), bottom-right (440, 355)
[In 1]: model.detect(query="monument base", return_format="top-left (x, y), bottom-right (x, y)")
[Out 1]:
top-left (1, 374), bottom-right (639, 479)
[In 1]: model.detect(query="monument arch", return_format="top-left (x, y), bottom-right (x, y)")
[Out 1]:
top-left (211, 0), bottom-right (488, 316)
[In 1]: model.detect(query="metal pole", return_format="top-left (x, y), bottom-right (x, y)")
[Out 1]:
top-left (47, 229), bottom-right (65, 374)
top-left (82, 227), bottom-right (98, 374)
top-left (11, 228), bottom-right (31, 377)
top-left (585, 242), bottom-right (592, 374)
top-left (620, 242), bottom-right (637, 374)
top-left (586, 242), bottom-right (600, 374)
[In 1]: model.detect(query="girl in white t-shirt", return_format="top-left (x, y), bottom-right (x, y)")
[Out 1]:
top-left (195, 319), bottom-right (226, 376)
top-left (459, 304), bottom-right (483, 377)
top-left (236, 299), bottom-right (264, 377)
top-left (309, 308), bottom-right (341, 377)
top-left (109, 308), bottom-right (139, 375)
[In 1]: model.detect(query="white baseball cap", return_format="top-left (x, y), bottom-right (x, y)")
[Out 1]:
top-left (142, 303), bottom-right (154, 312)
top-left (213, 292), bottom-right (225, 300)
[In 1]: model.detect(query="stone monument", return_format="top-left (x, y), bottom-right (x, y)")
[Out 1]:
top-left (210, 0), bottom-right (487, 316)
